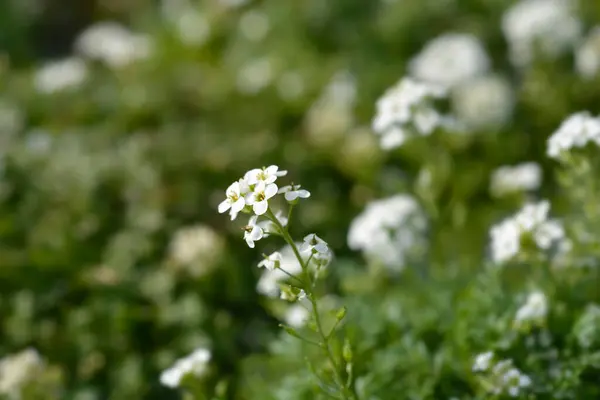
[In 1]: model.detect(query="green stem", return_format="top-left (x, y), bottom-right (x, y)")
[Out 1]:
top-left (265, 208), bottom-right (354, 400)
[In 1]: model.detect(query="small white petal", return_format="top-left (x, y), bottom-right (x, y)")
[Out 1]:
top-left (278, 185), bottom-right (292, 194)
top-left (218, 199), bottom-right (231, 213)
top-left (245, 237), bottom-right (255, 248)
top-left (232, 197), bottom-right (246, 212)
top-left (250, 226), bottom-right (263, 241)
top-left (275, 170), bottom-right (288, 176)
top-left (285, 191), bottom-right (299, 201)
top-left (254, 200), bottom-right (268, 215)
top-left (264, 183), bottom-right (278, 199)
top-left (297, 190), bottom-right (310, 198)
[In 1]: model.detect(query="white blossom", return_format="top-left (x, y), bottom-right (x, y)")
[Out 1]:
top-left (243, 215), bottom-right (264, 248)
top-left (258, 251), bottom-right (282, 271)
top-left (502, 0), bottom-right (582, 67)
top-left (0, 348), bottom-right (44, 396)
top-left (245, 181), bottom-right (278, 215)
top-left (244, 165), bottom-right (287, 185)
top-left (236, 57), bottom-right (274, 94)
top-left (34, 58), bottom-right (88, 93)
top-left (576, 27), bottom-right (600, 79)
top-left (372, 78), bottom-right (448, 150)
top-left (547, 111), bottom-right (600, 159)
top-left (479, 358), bottom-right (532, 397)
top-left (348, 194), bottom-right (428, 271)
top-left (489, 201), bottom-right (566, 264)
top-left (515, 291), bottom-right (548, 327)
top-left (300, 234), bottom-right (329, 255)
top-left (452, 75), bottom-right (514, 130)
top-left (284, 304), bottom-right (310, 328)
top-left (218, 180), bottom-right (248, 217)
top-left (257, 245), bottom-right (304, 297)
top-left (160, 348), bottom-right (211, 389)
top-left (473, 351), bottom-right (494, 372)
top-left (490, 162), bottom-right (542, 197)
top-left (278, 184), bottom-right (310, 202)
top-left (409, 33), bottom-right (490, 88)
top-left (75, 22), bottom-right (152, 68)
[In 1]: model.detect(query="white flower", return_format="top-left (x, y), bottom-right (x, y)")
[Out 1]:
top-left (258, 251), bottom-right (282, 271)
top-left (34, 58), bottom-right (88, 93)
top-left (576, 27), bottom-right (600, 79)
top-left (489, 201), bottom-right (566, 264)
top-left (502, 0), bottom-right (582, 67)
top-left (515, 291), bottom-right (548, 327)
top-left (280, 286), bottom-right (306, 302)
top-left (300, 234), bottom-right (329, 255)
top-left (348, 195), bottom-right (428, 271)
top-left (284, 304), bottom-right (310, 328)
top-left (169, 225), bottom-right (224, 274)
top-left (490, 162), bottom-right (542, 197)
top-left (244, 165), bottom-right (287, 185)
top-left (372, 78), bottom-right (448, 150)
top-left (75, 21), bottom-right (152, 68)
top-left (278, 184), bottom-right (310, 202)
top-left (473, 352), bottom-right (494, 372)
top-left (257, 245), bottom-right (304, 297)
top-left (245, 181), bottom-right (278, 215)
top-left (503, 368), bottom-right (532, 397)
top-left (218, 180), bottom-right (247, 217)
top-left (409, 33), bottom-right (490, 88)
top-left (160, 348), bottom-right (211, 389)
top-left (243, 215), bottom-right (264, 248)
top-left (0, 348), bottom-right (44, 396)
top-left (452, 75), bottom-right (514, 131)
top-left (547, 111), bottom-right (600, 158)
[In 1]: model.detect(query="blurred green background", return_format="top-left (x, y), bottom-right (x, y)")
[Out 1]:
top-left (1, 0), bottom-right (600, 398)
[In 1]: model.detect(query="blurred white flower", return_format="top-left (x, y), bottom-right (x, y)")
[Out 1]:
top-left (175, 11), bottom-right (211, 46)
top-left (280, 286), bottom-right (306, 302)
top-left (160, 348), bottom-right (211, 388)
top-left (258, 251), bottom-right (282, 271)
top-left (277, 71), bottom-right (305, 101)
top-left (305, 71), bottom-right (357, 143)
top-left (243, 215), bottom-right (264, 248)
top-left (76, 22), bottom-right (152, 68)
top-left (239, 10), bottom-right (270, 42)
top-left (0, 348), bottom-right (44, 396)
top-left (473, 351), bottom-right (494, 372)
top-left (515, 291), bottom-right (548, 328)
top-left (169, 225), bottom-right (224, 275)
top-left (452, 75), bottom-right (514, 130)
top-left (299, 234), bottom-right (329, 255)
top-left (372, 77), bottom-right (448, 150)
top-left (502, 0), bottom-right (582, 67)
top-left (34, 57), bottom-right (88, 93)
top-left (236, 57), bottom-right (274, 94)
top-left (546, 111), bottom-right (600, 159)
top-left (576, 27), bottom-right (600, 79)
top-left (490, 162), bottom-right (542, 197)
top-left (245, 181), bottom-right (278, 215)
top-left (348, 194), bottom-right (428, 271)
top-left (409, 33), bottom-right (490, 88)
top-left (489, 201), bottom-right (566, 264)
top-left (257, 244), bottom-right (304, 297)
top-left (284, 304), bottom-right (310, 328)
top-left (278, 184), bottom-right (311, 202)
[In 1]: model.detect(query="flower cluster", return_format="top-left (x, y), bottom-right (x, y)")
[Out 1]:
top-left (472, 354), bottom-right (532, 397)
top-left (0, 348), bottom-right (44, 397)
top-left (348, 194), bottom-right (428, 271)
top-left (371, 78), bottom-right (449, 150)
top-left (218, 165), bottom-right (311, 249)
top-left (547, 112), bottom-right (600, 159)
top-left (160, 348), bottom-right (211, 389)
top-left (489, 200), bottom-right (567, 264)
top-left (514, 291), bottom-right (549, 330)
top-left (489, 162), bottom-right (542, 197)
top-left (408, 33), bottom-right (490, 89)
top-left (502, 0), bottom-right (581, 67)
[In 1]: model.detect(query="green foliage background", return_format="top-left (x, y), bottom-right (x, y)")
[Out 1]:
top-left (2, 0), bottom-right (600, 399)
